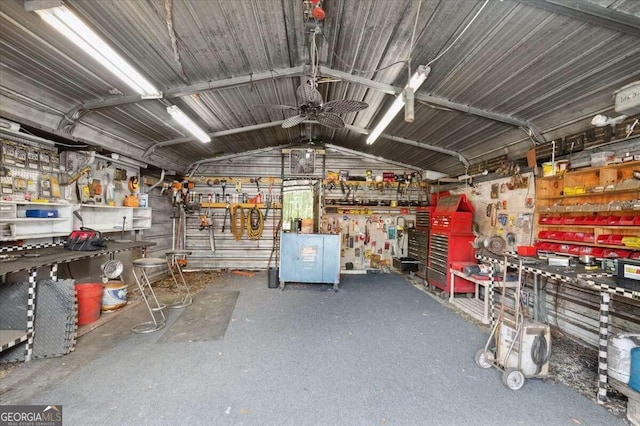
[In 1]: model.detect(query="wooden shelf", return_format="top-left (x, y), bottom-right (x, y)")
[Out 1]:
top-left (536, 161), bottom-right (640, 180)
top-left (538, 188), bottom-right (640, 200)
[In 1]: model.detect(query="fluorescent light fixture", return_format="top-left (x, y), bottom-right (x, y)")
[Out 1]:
top-left (167, 105), bottom-right (211, 143)
top-left (366, 66), bottom-right (430, 145)
top-left (591, 114), bottom-right (627, 128)
top-left (34, 5), bottom-right (161, 97)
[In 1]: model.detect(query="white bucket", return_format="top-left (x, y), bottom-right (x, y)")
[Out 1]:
top-left (608, 333), bottom-right (640, 383)
top-left (542, 162), bottom-right (555, 177)
top-left (101, 280), bottom-right (127, 311)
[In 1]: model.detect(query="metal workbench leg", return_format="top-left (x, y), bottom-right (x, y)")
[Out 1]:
top-left (533, 274), bottom-right (538, 323)
top-left (449, 269), bottom-right (455, 303)
top-left (597, 291), bottom-right (610, 404)
top-left (489, 264), bottom-right (496, 327)
top-left (25, 268), bottom-right (37, 361)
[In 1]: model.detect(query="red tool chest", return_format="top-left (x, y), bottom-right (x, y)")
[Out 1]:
top-left (427, 194), bottom-right (476, 294)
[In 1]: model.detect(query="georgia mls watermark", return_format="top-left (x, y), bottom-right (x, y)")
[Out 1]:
top-left (0, 405), bottom-right (62, 426)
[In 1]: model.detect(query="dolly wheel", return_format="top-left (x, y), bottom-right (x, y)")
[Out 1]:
top-left (502, 368), bottom-right (525, 390)
top-left (474, 349), bottom-right (493, 369)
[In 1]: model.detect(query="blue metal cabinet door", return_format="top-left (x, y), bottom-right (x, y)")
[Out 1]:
top-left (321, 234), bottom-right (341, 284)
top-left (296, 234), bottom-right (324, 282)
top-left (280, 233), bottom-right (324, 283)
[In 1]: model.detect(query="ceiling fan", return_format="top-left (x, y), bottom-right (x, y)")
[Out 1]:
top-left (271, 80), bottom-right (368, 129)
top-left (258, 29), bottom-right (368, 129)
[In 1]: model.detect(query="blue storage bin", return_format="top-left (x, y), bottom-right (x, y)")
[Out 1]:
top-left (25, 209), bottom-right (58, 218)
top-left (630, 347), bottom-right (640, 392)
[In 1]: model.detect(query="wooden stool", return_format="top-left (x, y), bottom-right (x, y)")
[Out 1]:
top-left (131, 258), bottom-right (167, 333)
top-left (165, 250), bottom-right (193, 309)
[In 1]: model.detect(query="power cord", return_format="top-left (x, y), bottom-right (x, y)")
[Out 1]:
top-left (246, 206), bottom-right (265, 240)
top-left (230, 204), bottom-right (245, 241)
top-left (531, 331), bottom-right (549, 375)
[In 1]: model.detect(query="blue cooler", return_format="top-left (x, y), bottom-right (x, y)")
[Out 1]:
top-left (630, 347), bottom-right (640, 392)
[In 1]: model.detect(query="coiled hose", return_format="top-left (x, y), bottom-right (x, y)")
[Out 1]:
top-left (230, 204), bottom-right (245, 241)
top-left (246, 206), bottom-right (264, 240)
top-left (531, 331), bottom-right (549, 375)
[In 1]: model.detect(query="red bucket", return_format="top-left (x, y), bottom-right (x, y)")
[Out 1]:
top-left (75, 283), bottom-right (103, 325)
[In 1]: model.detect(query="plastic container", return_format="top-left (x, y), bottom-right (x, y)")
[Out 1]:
top-left (517, 246), bottom-right (537, 257)
top-left (630, 347), bottom-right (640, 392)
top-left (556, 160), bottom-right (569, 172)
top-left (75, 283), bottom-right (103, 325)
top-left (25, 209), bottom-right (58, 218)
top-left (101, 281), bottom-right (127, 311)
top-left (608, 334), bottom-right (640, 383)
top-left (590, 151), bottom-right (615, 167)
top-left (300, 218), bottom-right (313, 234)
top-left (542, 162), bottom-right (555, 177)
top-left (268, 267), bottom-right (279, 289)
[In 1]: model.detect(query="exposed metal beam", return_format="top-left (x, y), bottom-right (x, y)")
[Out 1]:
top-left (323, 143), bottom-right (426, 172)
top-left (321, 67), bottom-right (545, 144)
top-left (59, 67), bottom-right (304, 136)
top-left (320, 67), bottom-right (400, 96)
top-left (517, 0), bottom-right (640, 37)
top-left (343, 124), bottom-right (470, 167)
top-left (79, 66), bottom-right (305, 111)
top-left (143, 120), bottom-right (287, 157)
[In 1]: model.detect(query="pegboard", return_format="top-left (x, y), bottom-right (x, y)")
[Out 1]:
top-left (324, 210), bottom-right (416, 270)
top-left (452, 171), bottom-right (536, 249)
top-left (61, 151), bottom-right (141, 206)
top-left (1, 139), bottom-right (62, 201)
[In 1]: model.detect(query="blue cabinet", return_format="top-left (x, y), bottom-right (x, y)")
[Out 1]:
top-left (279, 233), bottom-right (341, 290)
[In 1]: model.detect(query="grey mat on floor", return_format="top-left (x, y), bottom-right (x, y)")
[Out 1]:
top-left (157, 290), bottom-right (239, 343)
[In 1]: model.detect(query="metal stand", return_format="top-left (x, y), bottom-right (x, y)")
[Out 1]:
top-left (131, 258), bottom-right (167, 333)
top-left (165, 250), bottom-right (193, 309)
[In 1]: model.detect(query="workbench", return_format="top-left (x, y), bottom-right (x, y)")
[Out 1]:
top-left (475, 249), bottom-right (639, 406)
top-left (1, 240), bottom-right (155, 361)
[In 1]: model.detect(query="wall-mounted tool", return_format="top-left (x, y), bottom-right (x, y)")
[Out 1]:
top-left (221, 202), bottom-right (230, 233)
top-left (73, 210), bottom-right (84, 227)
top-left (220, 179), bottom-right (227, 198)
top-left (128, 176), bottom-right (139, 193)
top-left (251, 177), bottom-right (261, 193)
top-left (62, 165), bottom-right (91, 186)
top-left (199, 195), bottom-right (215, 252)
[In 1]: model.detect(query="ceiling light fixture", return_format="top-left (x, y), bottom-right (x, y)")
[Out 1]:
top-left (166, 105), bottom-right (211, 143)
top-left (32, 4), bottom-right (161, 98)
top-left (366, 66), bottom-right (430, 145)
top-left (591, 114), bottom-right (627, 128)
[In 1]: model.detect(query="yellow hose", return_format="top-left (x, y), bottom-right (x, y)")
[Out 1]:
top-left (246, 206), bottom-right (264, 240)
top-left (230, 204), bottom-right (245, 240)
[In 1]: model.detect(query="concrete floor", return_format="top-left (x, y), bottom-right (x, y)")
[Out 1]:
top-left (0, 272), bottom-right (623, 425)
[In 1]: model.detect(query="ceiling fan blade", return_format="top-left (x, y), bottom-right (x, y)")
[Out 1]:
top-left (316, 113), bottom-right (345, 129)
top-left (282, 114), bottom-right (306, 129)
top-left (253, 103), bottom-right (299, 111)
top-left (323, 100), bottom-right (369, 114)
top-left (297, 83), bottom-right (323, 106)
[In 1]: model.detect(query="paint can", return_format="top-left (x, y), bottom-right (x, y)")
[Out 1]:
top-left (607, 333), bottom-right (640, 383)
top-left (101, 280), bottom-right (127, 311)
top-left (542, 162), bottom-right (555, 177)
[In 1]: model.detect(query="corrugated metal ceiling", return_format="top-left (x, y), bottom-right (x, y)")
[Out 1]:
top-left (1, 0), bottom-right (639, 176)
